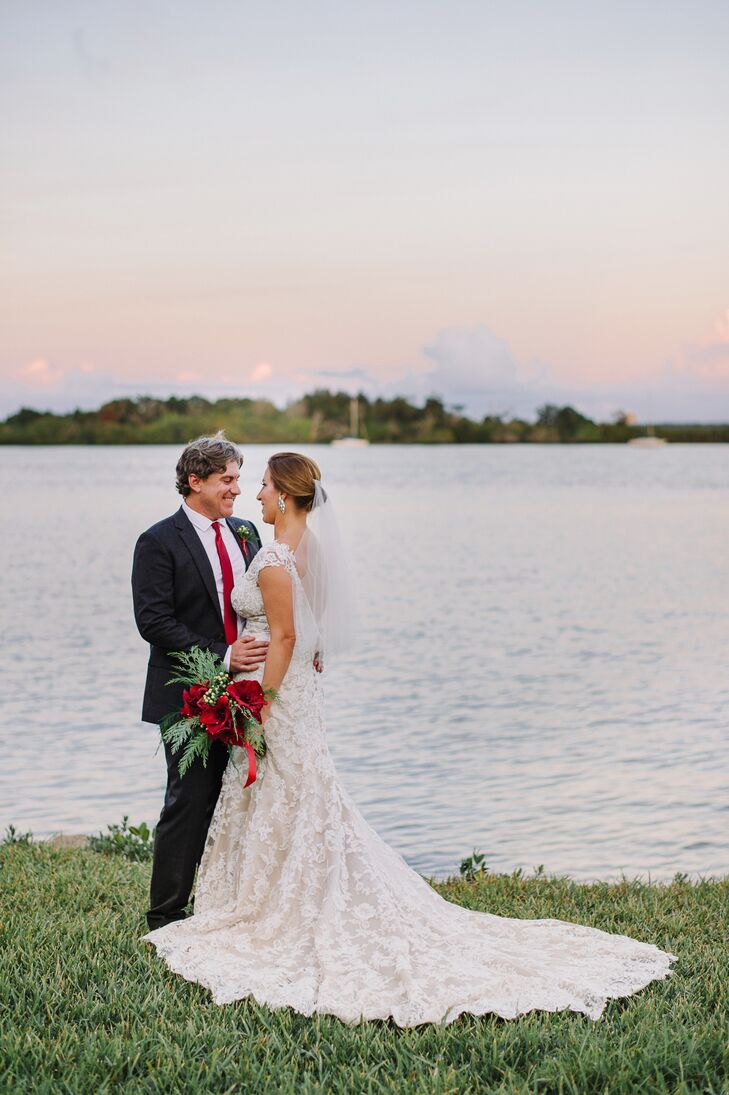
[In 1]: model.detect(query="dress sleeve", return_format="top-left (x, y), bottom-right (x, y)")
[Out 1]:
top-left (251, 541), bottom-right (296, 579)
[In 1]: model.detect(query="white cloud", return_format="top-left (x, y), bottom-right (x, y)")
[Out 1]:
top-left (15, 358), bottom-right (65, 389)
top-left (408, 320), bottom-right (729, 423)
top-left (249, 362), bottom-right (273, 383)
top-left (1, 364), bottom-right (131, 418)
top-left (300, 366), bottom-right (380, 397)
top-left (679, 306), bottom-right (729, 380)
top-left (711, 308), bottom-right (729, 343)
top-left (424, 327), bottom-right (518, 390)
top-left (416, 326), bottom-right (554, 417)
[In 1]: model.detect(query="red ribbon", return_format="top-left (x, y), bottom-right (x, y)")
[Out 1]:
top-left (243, 741), bottom-right (257, 787)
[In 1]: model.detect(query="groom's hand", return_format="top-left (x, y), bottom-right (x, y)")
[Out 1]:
top-left (229, 634), bottom-right (269, 673)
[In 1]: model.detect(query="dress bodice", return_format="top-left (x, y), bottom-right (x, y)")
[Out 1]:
top-left (231, 540), bottom-right (309, 651)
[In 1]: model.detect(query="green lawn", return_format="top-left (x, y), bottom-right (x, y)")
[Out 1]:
top-left (1, 843), bottom-right (727, 1094)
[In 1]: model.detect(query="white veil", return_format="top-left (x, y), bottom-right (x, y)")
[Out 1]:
top-left (294, 480), bottom-right (356, 663)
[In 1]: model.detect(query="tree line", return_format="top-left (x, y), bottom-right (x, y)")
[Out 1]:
top-left (1, 391), bottom-right (727, 444)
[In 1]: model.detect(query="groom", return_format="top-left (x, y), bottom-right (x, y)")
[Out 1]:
top-left (132, 433), bottom-right (267, 930)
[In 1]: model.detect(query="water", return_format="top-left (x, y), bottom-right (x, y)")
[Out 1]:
top-left (1, 444), bottom-right (727, 881)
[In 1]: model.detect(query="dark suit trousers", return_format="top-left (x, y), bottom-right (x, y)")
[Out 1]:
top-left (147, 736), bottom-right (229, 931)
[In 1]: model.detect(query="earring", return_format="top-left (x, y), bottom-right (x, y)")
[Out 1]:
top-left (277, 495), bottom-right (286, 514)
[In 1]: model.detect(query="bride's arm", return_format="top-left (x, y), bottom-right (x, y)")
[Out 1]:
top-left (258, 566), bottom-right (296, 719)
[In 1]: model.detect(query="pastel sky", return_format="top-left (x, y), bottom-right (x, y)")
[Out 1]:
top-left (2, 0), bottom-right (728, 421)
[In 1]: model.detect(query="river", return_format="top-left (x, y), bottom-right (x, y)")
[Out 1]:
top-left (2, 442), bottom-right (727, 880)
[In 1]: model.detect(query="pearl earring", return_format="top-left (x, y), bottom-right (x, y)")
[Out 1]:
top-left (277, 495), bottom-right (286, 514)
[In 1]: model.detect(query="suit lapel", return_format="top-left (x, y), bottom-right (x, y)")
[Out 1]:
top-left (174, 508), bottom-right (224, 625)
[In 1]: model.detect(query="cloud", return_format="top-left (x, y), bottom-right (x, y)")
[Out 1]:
top-left (410, 315), bottom-right (729, 422)
top-left (14, 358), bottom-right (65, 389)
top-left (299, 366), bottom-right (381, 397)
top-left (711, 308), bottom-right (729, 343)
top-left (681, 307), bottom-right (729, 379)
top-left (424, 327), bottom-right (518, 390)
top-left (1, 362), bottom-right (134, 418)
top-left (249, 362), bottom-right (273, 383)
top-left (4, 310), bottom-right (729, 423)
top-left (417, 326), bottom-right (554, 417)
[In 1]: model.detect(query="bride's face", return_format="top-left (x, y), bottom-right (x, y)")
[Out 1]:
top-left (256, 466), bottom-right (280, 525)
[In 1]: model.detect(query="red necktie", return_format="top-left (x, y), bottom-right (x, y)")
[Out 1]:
top-left (212, 521), bottom-right (238, 645)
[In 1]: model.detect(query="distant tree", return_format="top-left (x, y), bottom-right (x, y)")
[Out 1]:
top-left (302, 390), bottom-right (352, 422)
top-left (6, 388), bottom-right (725, 445)
top-left (535, 404), bottom-right (560, 427)
top-left (98, 399), bottom-right (135, 424)
top-left (373, 396), bottom-right (420, 424)
top-left (5, 407), bottom-right (45, 426)
top-left (423, 396), bottom-right (446, 425)
top-left (185, 396), bottom-right (213, 416)
top-left (536, 403), bottom-right (594, 441)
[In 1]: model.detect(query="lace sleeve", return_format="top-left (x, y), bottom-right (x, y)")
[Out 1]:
top-left (249, 541), bottom-right (297, 580)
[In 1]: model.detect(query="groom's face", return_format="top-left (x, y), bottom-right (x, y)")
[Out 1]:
top-left (188, 460), bottom-right (241, 520)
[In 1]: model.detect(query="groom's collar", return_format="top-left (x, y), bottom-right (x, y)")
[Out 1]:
top-left (182, 500), bottom-right (224, 533)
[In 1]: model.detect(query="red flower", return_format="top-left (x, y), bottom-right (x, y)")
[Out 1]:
top-left (181, 682), bottom-right (208, 719)
top-left (226, 679), bottom-right (267, 724)
top-left (199, 695), bottom-right (235, 741)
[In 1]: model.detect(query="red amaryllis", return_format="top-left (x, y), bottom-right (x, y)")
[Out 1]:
top-left (227, 679), bottom-right (267, 724)
top-left (199, 694), bottom-right (236, 741)
top-left (181, 682), bottom-right (207, 719)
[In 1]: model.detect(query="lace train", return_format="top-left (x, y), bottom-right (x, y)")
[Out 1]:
top-left (144, 542), bottom-right (675, 1025)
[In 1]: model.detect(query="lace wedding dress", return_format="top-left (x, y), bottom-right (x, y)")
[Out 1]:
top-left (144, 541), bottom-right (675, 1026)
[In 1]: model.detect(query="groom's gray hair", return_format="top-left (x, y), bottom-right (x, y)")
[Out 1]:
top-left (175, 431), bottom-right (243, 496)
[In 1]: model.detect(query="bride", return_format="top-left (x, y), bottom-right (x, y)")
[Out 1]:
top-left (144, 452), bottom-right (674, 1026)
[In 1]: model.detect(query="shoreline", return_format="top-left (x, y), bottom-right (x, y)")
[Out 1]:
top-left (35, 832), bottom-right (728, 885)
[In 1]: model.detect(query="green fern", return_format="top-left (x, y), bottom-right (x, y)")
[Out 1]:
top-left (166, 646), bottom-right (227, 688)
top-left (160, 716), bottom-right (197, 754)
top-left (178, 733), bottom-right (212, 775)
top-left (245, 720), bottom-right (266, 758)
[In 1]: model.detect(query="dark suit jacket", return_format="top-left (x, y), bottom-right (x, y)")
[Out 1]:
top-left (131, 507), bottom-right (261, 724)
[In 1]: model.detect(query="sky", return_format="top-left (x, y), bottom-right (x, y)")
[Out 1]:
top-left (2, 0), bottom-right (728, 422)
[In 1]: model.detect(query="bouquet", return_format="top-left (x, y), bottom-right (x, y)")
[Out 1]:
top-left (159, 646), bottom-right (272, 787)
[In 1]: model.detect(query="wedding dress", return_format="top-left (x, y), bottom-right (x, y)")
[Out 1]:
top-left (144, 541), bottom-right (675, 1026)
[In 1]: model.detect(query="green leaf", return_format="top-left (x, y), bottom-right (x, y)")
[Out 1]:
top-left (165, 646), bottom-right (228, 688)
top-left (178, 733), bottom-right (212, 776)
top-left (159, 710), bottom-right (182, 734)
top-left (160, 717), bottom-right (197, 754)
top-left (244, 721), bottom-right (267, 759)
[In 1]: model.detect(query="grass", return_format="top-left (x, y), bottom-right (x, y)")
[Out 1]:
top-left (0, 843), bottom-right (727, 1094)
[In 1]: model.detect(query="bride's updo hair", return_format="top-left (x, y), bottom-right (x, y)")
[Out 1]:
top-left (268, 452), bottom-right (324, 512)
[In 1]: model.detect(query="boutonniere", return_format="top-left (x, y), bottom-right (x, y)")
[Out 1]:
top-left (235, 525), bottom-right (253, 554)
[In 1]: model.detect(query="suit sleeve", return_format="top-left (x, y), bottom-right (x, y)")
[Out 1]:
top-left (132, 530), bottom-right (227, 658)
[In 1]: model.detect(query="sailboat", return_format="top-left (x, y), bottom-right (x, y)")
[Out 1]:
top-left (627, 424), bottom-right (667, 448)
top-left (331, 396), bottom-right (370, 448)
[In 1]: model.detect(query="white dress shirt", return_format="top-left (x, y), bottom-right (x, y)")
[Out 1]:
top-left (182, 500), bottom-right (247, 668)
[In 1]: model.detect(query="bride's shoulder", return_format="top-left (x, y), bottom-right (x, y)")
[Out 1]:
top-left (251, 540), bottom-right (296, 572)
